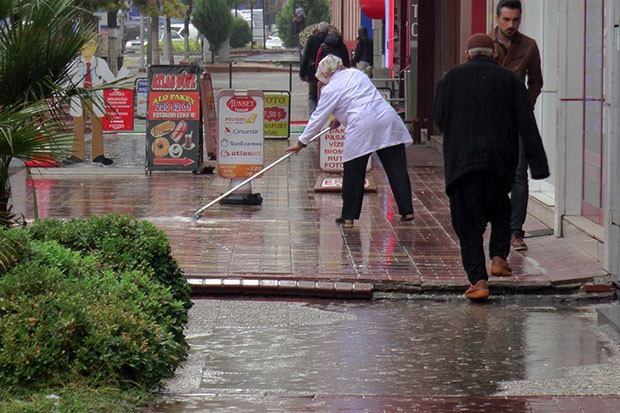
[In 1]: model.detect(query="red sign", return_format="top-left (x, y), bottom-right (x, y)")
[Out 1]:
top-left (103, 89), bottom-right (134, 131)
top-left (226, 96), bottom-right (257, 113)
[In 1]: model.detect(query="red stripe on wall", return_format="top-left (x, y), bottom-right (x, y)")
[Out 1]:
top-left (471, 0), bottom-right (487, 33)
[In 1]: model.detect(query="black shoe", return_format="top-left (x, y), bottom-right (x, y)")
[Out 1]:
top-left (335, 217), bottom-right (354, 228)
top-left (61, 155), bottom-right (83, 166)
top-left (92, 155), bottom-right (113, 166)
top-left (400, 213), bottom-right (415, 221)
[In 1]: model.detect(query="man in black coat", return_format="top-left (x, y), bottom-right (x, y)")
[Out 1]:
top-left (433, 33), bottom-right (549, 300)
top-left (299, 22), bottom-right (329, 114)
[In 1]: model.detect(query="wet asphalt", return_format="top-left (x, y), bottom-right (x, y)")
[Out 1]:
top-left (153, 298), bottom-right (620, 412)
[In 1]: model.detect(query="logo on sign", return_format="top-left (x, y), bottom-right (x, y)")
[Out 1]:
top-left (226, 96), bottom-right (257, 113)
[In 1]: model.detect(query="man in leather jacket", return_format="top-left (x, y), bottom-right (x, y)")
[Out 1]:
top-left (488, 0), bottom-right (544, 252)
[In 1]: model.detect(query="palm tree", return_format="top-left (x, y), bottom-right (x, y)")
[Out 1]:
top-left (0, 0), bottom-right (95, 267)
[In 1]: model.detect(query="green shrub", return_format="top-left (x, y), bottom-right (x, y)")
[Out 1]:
top-left (0, 227), bottom-right (29, 274)
top-left (230, 17), bottom-right (252, 48)
top-left (161, 41), bottom-right (202, 55)
top-left (0, 240), bottom-right (187, 390)
top-left (26, 214), bottom-right (191, 313)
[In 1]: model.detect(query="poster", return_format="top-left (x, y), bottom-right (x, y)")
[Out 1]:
top-left (102, 89), bottom-right (134, 131)
top-left (200, 72), bottom-right (218, 159)
top-left (217, 90), bottom-right (264, 179)
top-left (146, 65), bottom-right (202, 172)
top-left (263, 91), bottom-right (290, 139)
top-left (319, 126), bottom-right (371, 173)
top-left (135, 78), bottom-right (148, 119)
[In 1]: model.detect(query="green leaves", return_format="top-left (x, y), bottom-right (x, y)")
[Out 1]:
top-left (1, 214), bottom-right (193, 391)
top-left (192, 0), bottom-right (233, 55)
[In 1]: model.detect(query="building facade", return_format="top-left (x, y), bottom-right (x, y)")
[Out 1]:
top-left (344, 0), bottom-right (620, 281)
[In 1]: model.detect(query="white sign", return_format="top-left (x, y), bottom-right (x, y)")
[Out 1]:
top-left (217, 90), bottom-right (264, 179)
top-left (319, 126), bottom-right (371, 173)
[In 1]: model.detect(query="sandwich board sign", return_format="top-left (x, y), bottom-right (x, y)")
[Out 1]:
top-left (145, 65), bottom-right (202, 173)
top-left (314, 125), bottom-right (374, 192)
top-left (217, 90), bottom-right (264, 179)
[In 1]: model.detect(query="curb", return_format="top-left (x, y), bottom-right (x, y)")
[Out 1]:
top-left (187, 278), bottom-right (616, 301)
top-left (188, 278), bottom-right (374, 299)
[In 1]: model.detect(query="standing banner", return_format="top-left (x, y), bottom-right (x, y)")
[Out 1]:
top-left (263, 90), bottom-right (290, 139)
top-left (200, 72), bottom-right (218, 160)
top-left (217, 90), bottom-right (264, 179)
top-left (319, 126), bottom-right (372, 173)
top-left (135, 78), bottom-right (148, 119)
top-left (146, 65), bottom-right (202, 173)
top-left (102, 89), bottom-right (134, 131)
top-left (314, 125), bottom-right (374, 192)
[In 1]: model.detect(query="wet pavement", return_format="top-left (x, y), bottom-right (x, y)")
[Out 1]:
top-left (9, 52), bottom-right (612, 300)
top-left (7, 53), bottom-right (620, 411)
top-left (152, 298), bottom-right (620, 412)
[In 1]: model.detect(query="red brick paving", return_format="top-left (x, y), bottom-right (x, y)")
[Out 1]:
top-left (10, 134), bottom-right (610, 298)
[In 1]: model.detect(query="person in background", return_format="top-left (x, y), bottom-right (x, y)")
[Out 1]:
top-left (488, 0), bottom-right (543, 251)
top-left (315, 31), bottom-right (350, 69)
top-left (433, 34), bottom-right (549, 301)
top-left (290, 8), bottom-right (306, 56)
top-left (286, 55), bottom-right (415, 228)
top-left (352, 26), bottom-right (373, 71)
top-left (299, 22), bottom-right (329, 115)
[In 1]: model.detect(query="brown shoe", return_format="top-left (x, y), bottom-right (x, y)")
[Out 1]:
top-left (465, 280), bottom-right (490, 300)
top-left (490, 256), bottom-right (512, 277)
top-left (510, 234), bottom-right (528, 251)
top-left (335, 217), bottom-right (354, 228)
top-left (400, 213), bottom-right (415, 222)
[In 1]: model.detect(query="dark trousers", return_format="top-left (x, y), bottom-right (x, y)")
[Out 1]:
top-left (341, 144), bottom-right (413, 220)
top-left (510, 136), bottom-right (528, 238)
top-left (308, 77), bottom-right (318, 114)
top-left (447, 171), bottom-right (511, 285)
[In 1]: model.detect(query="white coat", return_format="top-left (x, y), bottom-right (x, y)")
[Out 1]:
top-left (298, 68), bottom-right (412, 162)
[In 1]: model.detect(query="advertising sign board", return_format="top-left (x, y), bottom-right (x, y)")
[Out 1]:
top-left (200, 72), bottom-right (218, 159)
top-left (136, 78), bottom-right (148, 119)
top-left (146, 65), bottom-right (202, 172)
top-left (263, 91), bottom-right (290, 139)
top-left (217, 90), bottom-right (264, 179)
top-left (319, 126), bottom-right (372, 173)
top-left (102, 89), bottom-right (134, 131)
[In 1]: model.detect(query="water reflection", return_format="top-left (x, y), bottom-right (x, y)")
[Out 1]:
top-left (161, 299), bottom-right (617, 406)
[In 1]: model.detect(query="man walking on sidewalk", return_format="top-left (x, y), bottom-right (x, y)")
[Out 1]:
top-left (489, 0), bottom-right (544, 251)
top-left (433, 34), bottom-right (549, 300)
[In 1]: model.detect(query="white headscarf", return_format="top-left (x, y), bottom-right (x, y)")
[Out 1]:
top-left (315, 54), bottom-right (344, 84)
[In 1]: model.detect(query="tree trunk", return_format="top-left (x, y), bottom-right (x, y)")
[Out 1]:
top-left (151, 15), bottom-right (160, 65)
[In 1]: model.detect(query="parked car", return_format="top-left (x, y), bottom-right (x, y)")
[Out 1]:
top-left (265, 31), bottom-right (283, 49)
top-left (171, 23), bottom-right (199, 40)
top-left (159, 29), bottom-right (184, 42)
top-left (125, 38), bottom-right (146, 52)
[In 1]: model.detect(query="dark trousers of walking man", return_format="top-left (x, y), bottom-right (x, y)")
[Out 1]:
top-left (447, 172), bottom-right (511, 286)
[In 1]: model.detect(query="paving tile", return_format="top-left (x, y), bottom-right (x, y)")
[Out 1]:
top-left (9, 135), bottom-right (610, 298)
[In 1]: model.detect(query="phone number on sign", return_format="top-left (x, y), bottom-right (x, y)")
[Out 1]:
top-left (154, 102), bottom-right (192, 111)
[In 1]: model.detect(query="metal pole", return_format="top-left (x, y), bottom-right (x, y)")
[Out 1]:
top-left (229, 61), bottom-right (232, 88)
top-left (191, 127), bottom-right (330, 220)
top-left (289, 62), bottom-right (292, 92)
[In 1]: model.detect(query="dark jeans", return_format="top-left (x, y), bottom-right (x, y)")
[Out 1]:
top-left (341, 144), bottom-right (413, 220)
top-left (447, 171), bottom-right (511, 285)
top-left (511, 136), bottom-right (528, 238)
top-left (308, 77), bottom-right (318, 115)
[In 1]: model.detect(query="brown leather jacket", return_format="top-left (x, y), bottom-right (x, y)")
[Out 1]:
top-left (487, 28), bottom-right (543, 106)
